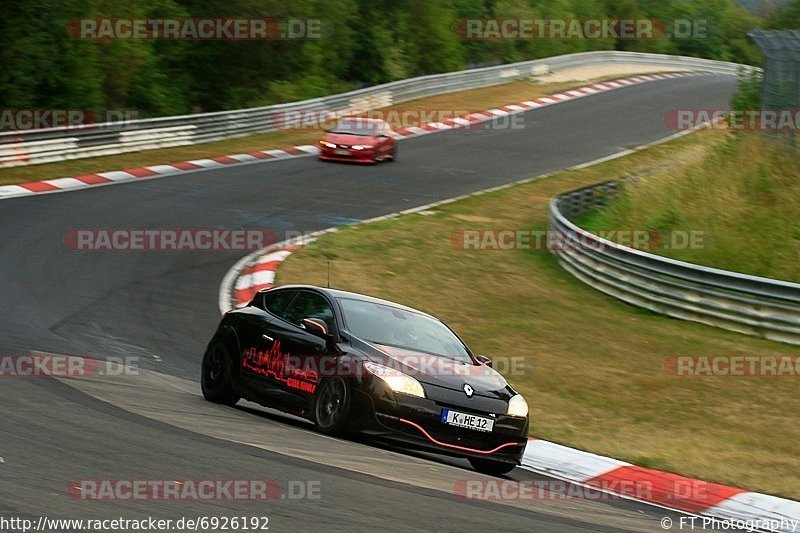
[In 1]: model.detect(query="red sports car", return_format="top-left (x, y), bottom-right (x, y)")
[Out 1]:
top-left (318, 117), bottom-right (397, 164)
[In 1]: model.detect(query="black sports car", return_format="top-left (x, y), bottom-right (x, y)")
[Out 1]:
top-left (201, 285), bottom-right (529, 475)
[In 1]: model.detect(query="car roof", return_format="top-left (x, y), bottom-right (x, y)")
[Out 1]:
top-left (262, 285), bottom-right (437, 320)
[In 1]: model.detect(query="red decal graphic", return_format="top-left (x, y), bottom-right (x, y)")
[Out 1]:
top-left (243, 341), bottom-right (318, 393)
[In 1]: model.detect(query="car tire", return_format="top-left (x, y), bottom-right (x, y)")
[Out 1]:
top-left (468, 458), bottom-right (516, 476)
top-left (201, 340), bottom-right (240, 406)
top-left (389, 145), bottom-right (397, 161)
top-left (312, 377), bottom-right (352, 436)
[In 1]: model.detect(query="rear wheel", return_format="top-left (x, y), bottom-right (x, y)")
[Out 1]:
top-left (389, 144), bottom-right (397, 161)
top-left (201, 340), bottom-right (240, 406)
top-left (468, 458), bottom-right (516, 476)
top-left (313, 377), bottom-right (351, 435)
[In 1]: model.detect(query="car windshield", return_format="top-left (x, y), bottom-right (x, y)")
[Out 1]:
top-left (330, 119), bottom-right (378, 136)
top-left (337, 298), bottom-right (472, 363)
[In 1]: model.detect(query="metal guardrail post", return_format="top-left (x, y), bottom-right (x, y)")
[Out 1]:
top-left (749, 30), bottom-right (800, 152)
top-left (548, 182), bottom-right (800, 346)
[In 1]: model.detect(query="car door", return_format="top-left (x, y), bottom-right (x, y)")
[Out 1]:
top-left (237, 288), bottom-right (298, 401)
top-left (254, 290), bottom-right (337, 410)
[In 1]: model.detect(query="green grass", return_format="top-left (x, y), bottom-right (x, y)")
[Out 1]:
top-left (277, 130), bottom-right (800, 499)
top-left (579, 133), bottom-right (800, 282)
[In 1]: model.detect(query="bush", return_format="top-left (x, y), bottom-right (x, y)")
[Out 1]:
top-left (730, 67), bottom-right (762, 112)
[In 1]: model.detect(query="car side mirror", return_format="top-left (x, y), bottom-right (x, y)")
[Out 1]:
top-left (475, 355), bottom-right (493, 368)
top-left (300, 318), bottom-right (330, 339)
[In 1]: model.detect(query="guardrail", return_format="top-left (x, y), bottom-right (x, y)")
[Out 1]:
top-left (0, 51), bottom-right (757, 168)
top-left (549, 181), bottom-right (800, 346)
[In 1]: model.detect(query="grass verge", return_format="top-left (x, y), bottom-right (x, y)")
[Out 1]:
top-left (2, 77), bottom-right (632, 186)
top-left (579, 132), bottom-right (800, 282)
top-left (276, 129), bottom-right (800, 499)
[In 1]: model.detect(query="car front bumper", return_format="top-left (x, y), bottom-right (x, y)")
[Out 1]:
top-left (318, 147), bottom-right (376, 163)
top-left (351, 385), bottom-right (529, 464)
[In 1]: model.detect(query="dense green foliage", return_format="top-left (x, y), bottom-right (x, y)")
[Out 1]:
top-left (0, 0), bottom-right (793, 117)
top-left (730, 68), bottom-right (762, 111)
top-left (769, 0), bottom-right (800, 26)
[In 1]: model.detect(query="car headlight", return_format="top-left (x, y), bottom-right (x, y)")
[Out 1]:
top-left (319, 140), bottom-right (336, 148)
top-left (364, 362), bottom-right (425, 398)
top-left (351, 145), bottom-right (372, 150)
top-left (507, 394), bottom-right (528, 417)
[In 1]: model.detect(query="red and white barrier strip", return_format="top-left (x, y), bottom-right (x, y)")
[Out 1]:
top-left (0, 145), bottom-right (321, 200)
top-left (217, 71), bottom-right (798, 528)
top-left (231, 244), bottom-right (305, 307)
top-left (223, 237), bottom-right (799, 531)
top-left (220, 230), bottom-right (334, 313)
top-left (522, 440), bottom-right (800, 531)
top-left (0, 72), bottom-right (704, 201)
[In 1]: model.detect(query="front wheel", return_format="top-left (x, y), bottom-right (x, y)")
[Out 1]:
top-left (468, 457), bottom-right (516, 476)
top-left (312, 377), bottom-right (352, 435)
top-left (201, 340), bottom-right (240, 406)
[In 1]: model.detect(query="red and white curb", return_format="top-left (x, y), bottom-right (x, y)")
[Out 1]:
top-left (224, 242), bottom-right (310, 310)
top-left (522, 440), bottom-right (800, 532)
top-left (214, 78), bottom-right (800, 529)
top-left (221, 232), bottom-right (799, 533)
top-left (0, 145), bottom-right (321, 200)
top-left (221, 239), bottom-right (800, 530)
top-left (0, 71), bottom-right (707, 201)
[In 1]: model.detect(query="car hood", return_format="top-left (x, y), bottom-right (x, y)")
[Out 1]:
top-left (368, 343), bottom-right (509, 395)
top-left (324, 133), bottom-right (376, 146)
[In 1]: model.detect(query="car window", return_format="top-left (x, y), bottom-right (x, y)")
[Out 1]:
top-left (337, 298), bottom-right (471, 362)
top-left (282, 291), bottom-right (335, 331)
top-left (331, 119), bottom-right (378, 136)
top-left (262, 290), bottom-right (296, 317)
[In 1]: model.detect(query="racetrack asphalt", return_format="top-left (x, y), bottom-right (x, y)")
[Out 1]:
top-left (0, 73), bottom-right (737, 532)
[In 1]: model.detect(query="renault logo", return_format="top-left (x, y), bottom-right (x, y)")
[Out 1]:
top-left (463, 383), bottom-right (474, 398)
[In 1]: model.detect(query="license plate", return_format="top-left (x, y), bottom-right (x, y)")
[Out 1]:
top-left (334, 149), bottom-right (350, 155)
top-left (441, 409), bottom-right (494, 432)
